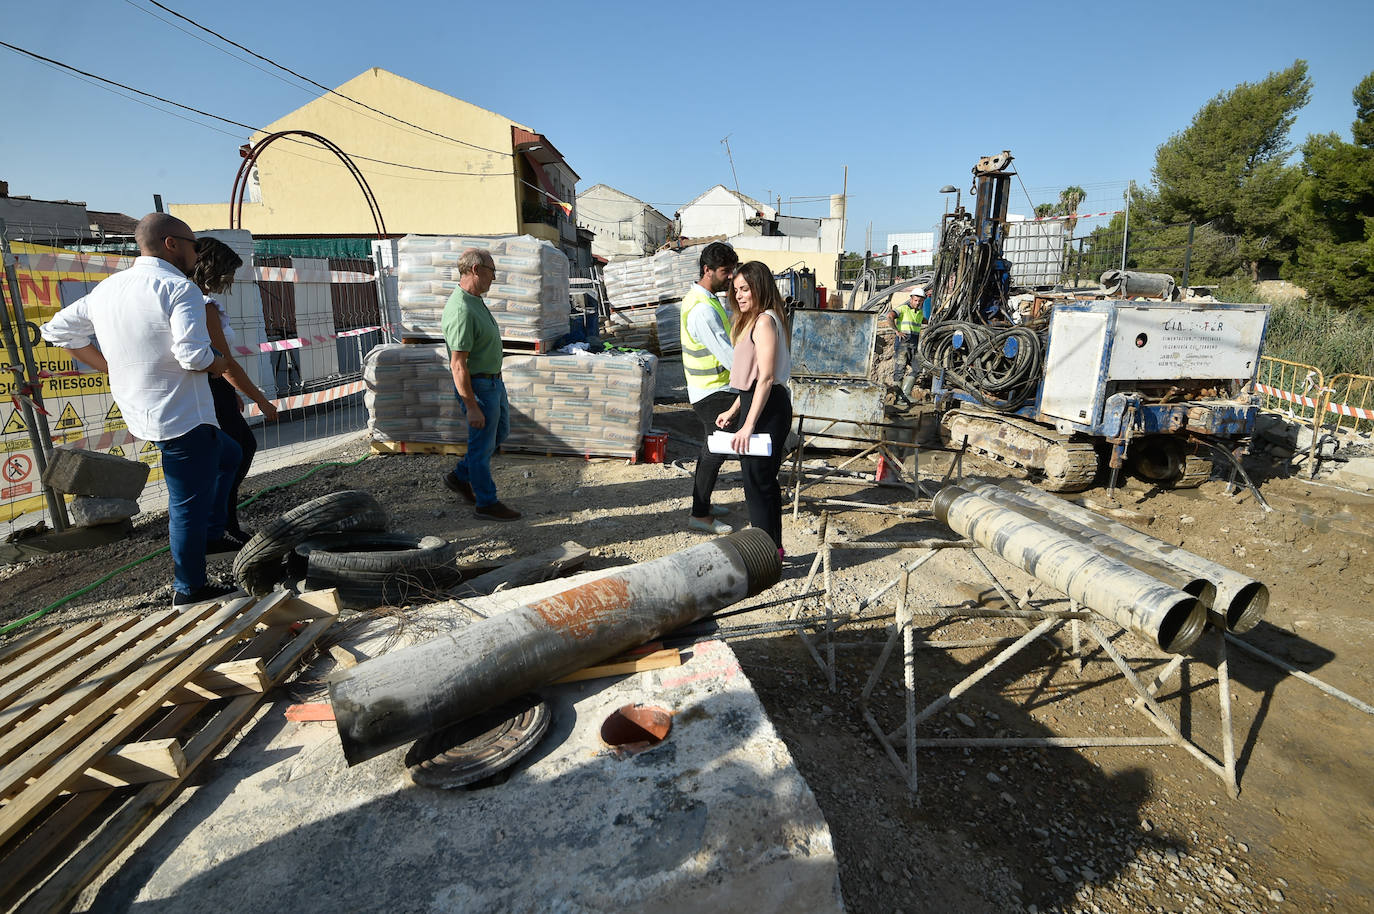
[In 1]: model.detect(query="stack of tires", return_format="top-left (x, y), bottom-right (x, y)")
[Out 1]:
top-left (232, 490), bottom-right (459, 609)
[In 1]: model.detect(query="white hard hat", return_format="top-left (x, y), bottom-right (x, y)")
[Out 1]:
top-left (911, 286), bottom-right (925, 297)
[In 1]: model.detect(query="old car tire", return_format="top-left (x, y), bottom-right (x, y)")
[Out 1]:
top-left (233, 490), bottom-right (388, 596)
top-left (296, 533), bottom-right (457, 609)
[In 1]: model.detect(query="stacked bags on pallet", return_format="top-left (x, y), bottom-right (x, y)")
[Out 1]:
top-left (652, 246), bottom-right (701, 299)
top-left (600, 246), bottom-right (702, 355)
top-left (602, 246), bottom-right (703, 309)
top-left (364, 343), bottom-right (658, 459)
top-left (397, 235), bottom-right (571, 344)
top-left (364, 343), bottom-right (466, 444)
top-left (503, 350), bottom-right (657, 458)
top-left (601, 257), bottom-right (658, 309)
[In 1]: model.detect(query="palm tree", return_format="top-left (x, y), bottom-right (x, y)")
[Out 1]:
top-left (1058, 185), bottom-right (1086, 241)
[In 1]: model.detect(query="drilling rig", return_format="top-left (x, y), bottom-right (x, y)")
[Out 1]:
top-left (922, 151), bottom-right (1270, 492)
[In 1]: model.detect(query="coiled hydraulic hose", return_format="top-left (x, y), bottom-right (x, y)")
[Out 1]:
top-left (918, 321), bottom-right (1043, 411)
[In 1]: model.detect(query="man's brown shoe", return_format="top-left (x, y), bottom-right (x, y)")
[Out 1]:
top-left (474, 501), bottom-right (521, 521)
top-left (443, 472), bottom-right (475, 504)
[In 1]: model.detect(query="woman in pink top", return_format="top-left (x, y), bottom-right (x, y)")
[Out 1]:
top-left (715, 261), bottom-right (793, 556)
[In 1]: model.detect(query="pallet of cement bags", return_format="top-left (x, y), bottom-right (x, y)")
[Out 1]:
top-left (364, 343), bottom-right (657, 460)
top-left (396, 235), bottom-right (571, 346)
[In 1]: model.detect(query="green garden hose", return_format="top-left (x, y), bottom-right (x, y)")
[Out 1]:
top-left (0, 452), bottom-right (371, 635)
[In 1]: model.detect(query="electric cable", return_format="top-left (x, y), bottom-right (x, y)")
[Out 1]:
top-left (136, 0), bottom-right (513, 158)
top-left (0, 453), bottom-right (371, 636)
top-left (0, 40), bottom-right (514, 179)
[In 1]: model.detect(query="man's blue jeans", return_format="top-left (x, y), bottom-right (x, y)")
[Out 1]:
top-left (451, 377), bottom-right (510, 507)
top-left (156, 423), bottom-right (242, 596)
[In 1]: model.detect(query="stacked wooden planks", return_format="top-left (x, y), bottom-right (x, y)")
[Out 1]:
top-left (0, 589), bottom-right (338, 912)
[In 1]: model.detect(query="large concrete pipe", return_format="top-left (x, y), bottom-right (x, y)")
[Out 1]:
top-left (933, 485), bottom-right (1206, 654)
top-left (329, 528), bottom-right (781, 765)
top-left (966, 481), bottom-right (1218, 617)
top-left (993, 478), bottom-right (1267, 633)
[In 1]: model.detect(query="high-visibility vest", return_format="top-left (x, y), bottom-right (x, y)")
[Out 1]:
top-left (680, 286), bottom-right (732, 393)
top-left (894, 302), bottom-right (923, 334)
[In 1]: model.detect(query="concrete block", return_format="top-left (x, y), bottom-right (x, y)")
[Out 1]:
top-left (1329, 456), bottom-right (1374, 492)
top-left (67, 495), bottom-right (140, 526)
top-left (41, 446), bottom-right (150, 499)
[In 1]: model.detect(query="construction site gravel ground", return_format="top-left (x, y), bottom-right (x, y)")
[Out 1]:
top-left (3, 371), bottom-right (1373, 913)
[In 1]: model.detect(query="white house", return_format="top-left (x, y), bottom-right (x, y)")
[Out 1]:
top-left (576, 184), bottom-right (672, 261)
top-left (676, 185), bottom-right (777, 239)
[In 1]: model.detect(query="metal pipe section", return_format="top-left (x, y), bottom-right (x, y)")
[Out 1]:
top-left (993, 478), bottom-right (1267, 633)
top-left (933, 485), bottom-right (1206, 654)
top-left (329, 528), bottom-right (781, 765)
top-left (1100, 269), bottom-right (1176, 300)
top-left (966, 482), bottom-right (1219, 617)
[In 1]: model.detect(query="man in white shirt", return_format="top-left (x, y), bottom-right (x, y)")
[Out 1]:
top-left (42, 213), bottom-right (243, 607)
top-left (678, 241), bottom-right (740, 535)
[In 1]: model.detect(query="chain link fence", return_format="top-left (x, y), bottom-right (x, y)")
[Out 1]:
top-left (1, 224), bottom-right (391, 539)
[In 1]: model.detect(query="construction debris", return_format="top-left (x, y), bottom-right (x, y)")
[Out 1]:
top-left (40, 446), bottom-right (150, 501)
top-left (0, 589), bottom-right (338, 912)
top-left (329, 528), bottom-right (781, 765)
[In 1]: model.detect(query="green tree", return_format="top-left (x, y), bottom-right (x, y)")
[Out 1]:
top-left (1284, 72), bottom-right (1374, 313)
top-left (1057, 185), bottom-right (1086, 240)
top-left (1151, 61), bottom-right (1312, 279)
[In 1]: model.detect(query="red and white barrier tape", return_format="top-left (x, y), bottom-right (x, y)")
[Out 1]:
top-left (1324, 399), bottom-right (1374, 421)
top-left (233, 325), bottom-right (384, 356)
top-left (255, 266), bottom-right (377, 284)
top-left (1255, 382), bottom-right (1322, 409)
top-left (244, 379), bottom-right (366, 417)
top-left (1027, 210), bottom-right (1124, 223)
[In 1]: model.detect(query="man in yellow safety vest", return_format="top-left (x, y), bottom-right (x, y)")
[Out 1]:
top-left (886, 285), bottom-right (925, 405)
top-left (679, 241), bottom-right (740, 534)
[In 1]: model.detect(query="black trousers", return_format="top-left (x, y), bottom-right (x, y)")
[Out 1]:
top-left (210, 376), bottom-right (258, 536)
top-left (690, 389), bottom-right (737, 518)
top-left (738, 382), bottom-right (792, 551)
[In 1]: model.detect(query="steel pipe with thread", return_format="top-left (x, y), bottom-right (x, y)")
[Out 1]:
top-left (329, 528), bottom-right (781, 765)
top-left (932, 485), bottom-right (1206, 654)
top-left (965, 482), bottom-right (1219, 620)
top-left (993, 478), bottom-right (1267, 633)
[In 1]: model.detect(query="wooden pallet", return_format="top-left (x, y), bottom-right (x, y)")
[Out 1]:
top-left (371, 439), bottom-right (645, 462)
top-left (501, 338), bottom-right (560, 354)
top-left (501, 443), bottom-right (642, 463)
top-left (0, 589), bottom-right (339, 912)
top-left (370, 439), bottom-right (468, 456)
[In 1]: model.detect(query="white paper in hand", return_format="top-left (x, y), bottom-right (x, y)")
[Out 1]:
top-left (708, 431), bottom-right (773, 456)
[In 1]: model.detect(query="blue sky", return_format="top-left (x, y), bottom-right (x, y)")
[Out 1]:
top-left (3, 0), bottom-right (1371, 250)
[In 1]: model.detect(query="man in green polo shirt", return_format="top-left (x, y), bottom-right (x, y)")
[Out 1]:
top-left (440, 248), bottom-right (520, 521)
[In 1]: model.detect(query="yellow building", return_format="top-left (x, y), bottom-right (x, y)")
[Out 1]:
top-left (171, 68), bottom-right (579, 255)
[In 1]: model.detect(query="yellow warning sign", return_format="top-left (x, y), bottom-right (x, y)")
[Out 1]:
top-left (108, 445), bottom-right (126, 457)
top-left (2, 409), bottom-right (25, 435)
top-left (141, 440), bottom-right (159, 454)
top-left (104, 400), bottom-right (127, 432)
top-left (55, 403), bottom-right (83, 430)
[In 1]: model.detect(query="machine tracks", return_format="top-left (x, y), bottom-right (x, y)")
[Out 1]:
top-left (941, 408), bottom-right (1100, 492)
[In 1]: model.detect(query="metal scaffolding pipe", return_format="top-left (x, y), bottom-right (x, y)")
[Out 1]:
top-left (966, 482), bottom-right (1219, 618)
top-left (993, 478), bottom-right (1267, 633)
top-left (933, 485), bottom-right (1206, 654)
top-left (329, 528), bottom-right (781, 765)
